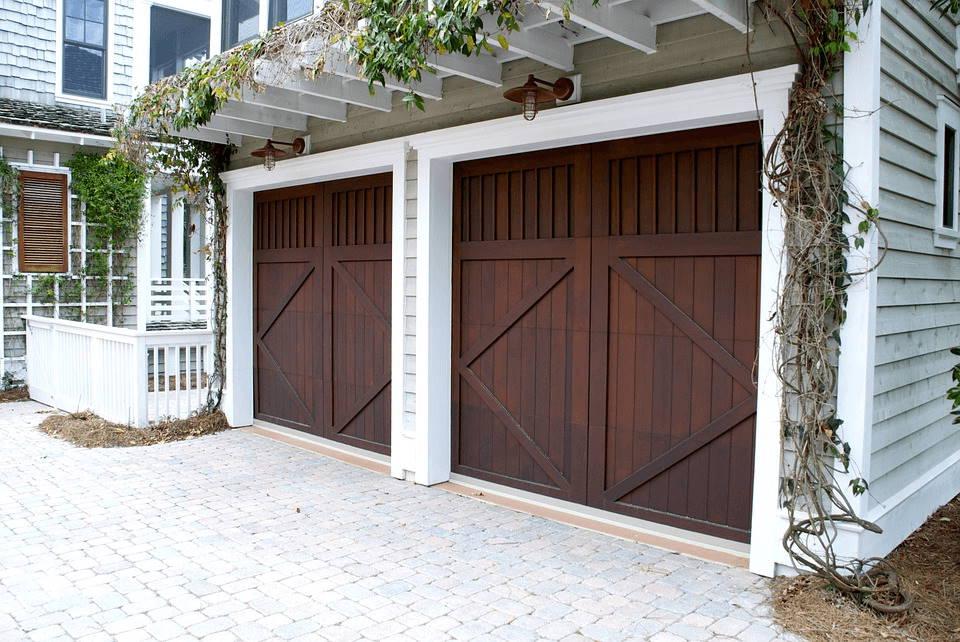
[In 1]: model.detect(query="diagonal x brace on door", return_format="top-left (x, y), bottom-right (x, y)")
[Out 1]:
top-left (460, 366), bottom-right (571, 490)
top-left (611, 258), bottom-right (757, 393)
top-left (331, 260), bottom-right (391, 331)
top-left (256, 264), bottom-right (316, 341)
top-left (602, 396), bottom-right (757, 503)
top-left (458, 262), bottom-right (573, 368)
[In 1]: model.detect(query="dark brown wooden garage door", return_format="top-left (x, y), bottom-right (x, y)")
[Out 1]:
top-left (452, 123), bottom-right (760, 541)
top-left (254, 174), bottom-right (392, 454)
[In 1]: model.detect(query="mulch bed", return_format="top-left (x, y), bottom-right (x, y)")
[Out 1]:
top-left (39, 410), bottom-right (230, 448)
top-left (0, 386), bottom-right (29, 403)
top-left (773, 495), bottom-right (960, 641)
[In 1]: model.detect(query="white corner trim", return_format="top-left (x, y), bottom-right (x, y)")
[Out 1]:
top-left (390, 142), bottom-right (413, 480)
top-left (836, 0), bottom-right (881, 525)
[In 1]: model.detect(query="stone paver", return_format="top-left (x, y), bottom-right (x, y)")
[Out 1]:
top-left (0, 401), bottom-right (799, 641)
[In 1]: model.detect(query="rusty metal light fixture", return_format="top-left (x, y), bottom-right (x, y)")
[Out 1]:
top-left (251, 137), bottom-right (306, 171)
top-left (503, 75), bottom-right (575, 121)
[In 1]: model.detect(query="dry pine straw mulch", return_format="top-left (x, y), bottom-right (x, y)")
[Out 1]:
top-left (773, 495), bottom-right (960, 641)
top-left (0, 386), bottom-right (29, 403)
top-left (39, 410), bottom-right (230, 448)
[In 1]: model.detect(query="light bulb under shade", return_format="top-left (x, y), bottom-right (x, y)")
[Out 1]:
top-left (263, 151), bottom-right (277, 171)
top-left (523, 89), bottom-right (539, 121)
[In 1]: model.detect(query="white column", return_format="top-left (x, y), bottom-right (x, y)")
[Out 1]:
top-left (170, 199), bottom-right (185, 280)
top-left (222, 187), bottom-right (254, 427)
top-left (749, 77), bottom-right (797, 577)
top-left (136, 182), bottom-right (153, 332)
top-left (836, 0), bottom-right (881, 545)
top-left (413, 154), bottom-right (454, 486)
top-left (390, 143), bottom-right (414, 480)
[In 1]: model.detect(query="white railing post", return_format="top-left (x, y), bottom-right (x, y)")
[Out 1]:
top-left (136, 182), bottom-right (153, 332)
top-left (134, 334), bottom-right (149, 427)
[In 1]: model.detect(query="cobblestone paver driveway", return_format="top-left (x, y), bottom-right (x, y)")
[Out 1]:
top-left (0, 401), bottom-right (797, 642)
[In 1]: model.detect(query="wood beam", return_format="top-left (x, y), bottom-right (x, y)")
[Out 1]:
top-left (688, 0), bottom-right (750, 32)
top-left (430, 52), bottom-right (503, 87)
top-left (203, 115), bottom-right (274, 139)
top-left (254, 62), bottom-right (393, 112)
top-left (539, 0), bottom-right (657, 53)
top-left (240, 88), bottom-right (348, 122)
top-left (173, 128), bottom-right (242, 145)
top-left (481, 14), bottom-right (574, 71)
top-left (218, 101), bottom-right (309, 131)
top-left (325, 56), bottom-right (444, 100)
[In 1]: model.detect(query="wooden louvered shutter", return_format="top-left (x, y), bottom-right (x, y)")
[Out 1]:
top-left (18, 171), bottom-right (68, 273)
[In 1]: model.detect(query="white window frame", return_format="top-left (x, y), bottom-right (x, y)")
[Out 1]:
top-left (219, 0), bottom-right (317, 51)
top-left (935, 96), bottom-right (960, 249)
top-left (133, 0), bottom-right (218, 92)
top-left (54, 0), bottom-right (115, 108)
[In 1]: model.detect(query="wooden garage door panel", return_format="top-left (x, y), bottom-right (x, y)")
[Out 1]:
top-left (453, 123), bottom-right (761, 542)
top-left (327, 255), bottom-right (392, 453)
top-left (254, 174), bottom-right (392, 452)
top-left (456, 257), bottom-right (582, 494)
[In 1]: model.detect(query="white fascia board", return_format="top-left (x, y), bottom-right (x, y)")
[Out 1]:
top-left (0, 123), bottom-right (114, 148)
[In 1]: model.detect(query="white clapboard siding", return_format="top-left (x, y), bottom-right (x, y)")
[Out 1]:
top-left (403, 153), bottom-right (417, 432)
top-left (873, 0), bottom-right (960, 507)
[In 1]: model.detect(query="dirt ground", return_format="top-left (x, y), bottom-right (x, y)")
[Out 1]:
top-left (39, 410), bottom-right (230, 448)
top-left (773, 496), bottom-right (960, 641)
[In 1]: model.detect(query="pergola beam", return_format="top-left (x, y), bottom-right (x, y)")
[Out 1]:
top-left (173, 128), bottom-right (241, 145)
top-left (240, 88), bottom-right (348, 122)
top-left (203, 115), bottom-right (274, 139)
top-left (430, 52), bottom-right (503, 87)
top-left (254, 62), bottom-right (394, 112)
top-left (538, 0), bottom-right (657, 54)
top-left (481, 14), bottom-right (574, 71)
top-left (688, 0), bottom-right (750, 32)
top-left (325, 56), bottom-right (444, 100)
top-left (217, 101), bottom-right (309, 131)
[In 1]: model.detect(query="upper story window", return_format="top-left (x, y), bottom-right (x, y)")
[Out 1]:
top-left (62, 0), bottom-right (108, 99)
top-left (222, 0), bottom-right (313, 50)
top-left (222, 0), bottom-right (260, 49)
top-left (150, 7), bottom-right (211, 82)
top-left (936, 97), bottom-right (960, 249)
top-left (268, 0), bottom-right (312, 28)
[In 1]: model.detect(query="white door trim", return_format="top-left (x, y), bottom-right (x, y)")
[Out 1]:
top-left (409, 66), bottom-right (798, 575)
top-left (219, 139), bottom-right (409, 466)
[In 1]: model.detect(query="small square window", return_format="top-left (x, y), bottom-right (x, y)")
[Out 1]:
top-left (269, 0), bottom-right (312, 28)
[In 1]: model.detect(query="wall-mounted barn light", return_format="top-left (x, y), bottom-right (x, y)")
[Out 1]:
top-left (503, 75), bottom-right (575, 121)
top-left (251, 137), bottom-right (306, 171)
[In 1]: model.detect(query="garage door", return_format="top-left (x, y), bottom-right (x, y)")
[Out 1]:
top-left (452, 123), bottom-right (760, 541)
top-left (254, 174), bottom-right (392, 454)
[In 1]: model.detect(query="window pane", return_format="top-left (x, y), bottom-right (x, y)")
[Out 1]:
top-left (62, 44), bottom-right (104, 98)
top-left (65, 17), bottom-right (84, 41)
top-left (269, 0), bottom-right (312, 27)
top-left (65, 0), bottom-right (84, 18)
top-left (150, 6), bottom-right (211, 82)
top-left (84, 21), bottom-right (103, 46)
top-left (945, 126), bottom-right (957, 229)
top-left (222, 0), bottom-right (259, 49)
top-left (85, 0), bottom-right (104, 22)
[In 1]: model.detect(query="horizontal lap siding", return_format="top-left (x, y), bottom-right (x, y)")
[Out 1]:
top-left (404, 153), bottom-right (416, 432)
top-left (874, 0), bottom-right (960, 507)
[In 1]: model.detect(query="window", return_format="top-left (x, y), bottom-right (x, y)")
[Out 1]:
top-left (936, 97), bottom-right (960, 249)
top-left (18, 172), bottom-right (69, 273)
top-left (268, 0), bottom-right (312, 28)
top-left (222, 0), bottom-right (260, 49)
top-left (62, 0), bottom-right (107, 99)
top-left (150, 7), bottom-right (210, 82)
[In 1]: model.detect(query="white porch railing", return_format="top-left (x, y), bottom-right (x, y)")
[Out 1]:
top-left (25, 315), bottom-right (213, 426)
top-left (147, 278), bottom-right (209, 329)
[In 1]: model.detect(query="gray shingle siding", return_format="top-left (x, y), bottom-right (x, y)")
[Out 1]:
top-left (0, 0), bottom-right (135, 107)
